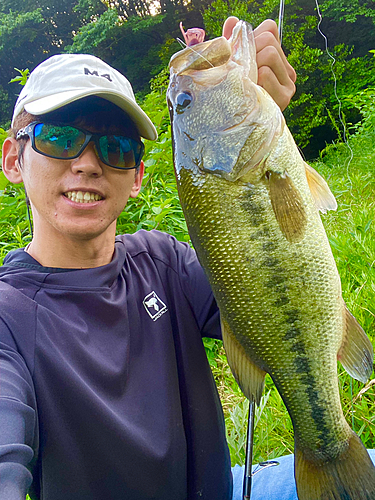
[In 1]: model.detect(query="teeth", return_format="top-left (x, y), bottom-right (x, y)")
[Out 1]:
top-left (65, 191), bottom-right (102, 203)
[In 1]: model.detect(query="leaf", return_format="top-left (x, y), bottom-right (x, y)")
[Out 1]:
top-left (9, 68), bottom-right (30, 86)
top-left (0, 171), bottom-right (9, 190)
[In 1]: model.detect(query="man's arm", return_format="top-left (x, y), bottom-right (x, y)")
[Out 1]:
top-left (0, 318), bottom-right (37, 500)
top-left (223, 17), bottom-right (296, 111)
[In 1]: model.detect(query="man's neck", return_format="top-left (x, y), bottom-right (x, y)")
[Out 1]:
top-left (26, 230), bottom-right (117, 269)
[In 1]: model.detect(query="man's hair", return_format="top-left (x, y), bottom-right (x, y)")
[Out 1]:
top-left (12, 96), bottom-right (143, 171)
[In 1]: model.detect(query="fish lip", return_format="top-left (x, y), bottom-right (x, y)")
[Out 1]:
top-left (169, 21), bottom-right (257, 84)
top-left (169, 36), bottom-right (231, 75)
top-left (228, 20), bottom-right (258, 84)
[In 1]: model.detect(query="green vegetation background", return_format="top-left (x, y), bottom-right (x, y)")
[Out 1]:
top-left (0, 0), bottom-right (374, 474)
top-left (1, 0), bottom-right (375, 157)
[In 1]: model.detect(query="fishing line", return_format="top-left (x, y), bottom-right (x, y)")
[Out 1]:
top-left (314, 0), bottom-right (357, 431)
top-left (350, 379), bottom-right (355, 431)
top-left (25, 188), bottom-right (33, 239)
top-left (314, 0), bottom-right (354, 191)
top-left (175, 38), bottom-right (215, 69)
top-left (176, 38), bottom-right (188, 49)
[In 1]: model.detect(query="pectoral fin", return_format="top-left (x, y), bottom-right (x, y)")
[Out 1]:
top-left (304, 163), bottom-right (337, 213)
top-left (267, 170), bottom-right (307, 243)
top-left (221, 318), bottom-right (266, 405)
top-left (337, 301), bottom-right (374, 383)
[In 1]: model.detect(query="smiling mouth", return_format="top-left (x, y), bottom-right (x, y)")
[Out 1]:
top-left (64, 191), bottom-right (103, 203)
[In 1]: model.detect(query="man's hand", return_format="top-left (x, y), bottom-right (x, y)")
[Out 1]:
top-left (222, 17), bottom-right (296, 111)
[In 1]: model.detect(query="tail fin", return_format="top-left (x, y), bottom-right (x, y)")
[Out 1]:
top-left (295, 432), bottom-right (375, 500)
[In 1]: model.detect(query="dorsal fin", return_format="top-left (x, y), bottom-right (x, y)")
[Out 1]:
top-left (304, 163), bottom-right (337, 214)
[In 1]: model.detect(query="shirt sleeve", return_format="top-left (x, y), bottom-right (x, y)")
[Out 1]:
top-left (170, 236), bottom-right (222, 340)
top-left (0, 318), bottom-right (37, 499)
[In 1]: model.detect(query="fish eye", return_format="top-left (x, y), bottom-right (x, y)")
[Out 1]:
top-left (176, 92), bottom-right (193, 114)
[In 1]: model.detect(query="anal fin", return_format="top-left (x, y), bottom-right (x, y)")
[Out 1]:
top-left (221, 318), bottom-right (266, 405)
top-left (338, 300), bottom-right (374, 383)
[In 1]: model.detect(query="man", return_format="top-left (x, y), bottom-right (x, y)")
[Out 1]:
top-left (1, 17), bottom-right (368, 500)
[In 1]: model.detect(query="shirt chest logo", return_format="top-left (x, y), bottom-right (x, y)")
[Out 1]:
top-left (143, 291), bottom-right (168, 321)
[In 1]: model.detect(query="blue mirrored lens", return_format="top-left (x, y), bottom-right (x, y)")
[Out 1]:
top-left (99, 135), bottom-right (142, 168)
top-left (34, 124), bottom-right (86, 158)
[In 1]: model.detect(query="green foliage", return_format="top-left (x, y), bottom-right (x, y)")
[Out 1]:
top-left (116, 72), bottom-right (189, 240)
top-left (9, 68), bottom-right (30, 86)
top-left (0, 183), bottom-right (31, 262)
top-left (0, 127), bottom-right (7, 149)
top-left (344, 86), bottom-right (375, 136)
top-left (0, 0), bottom-right (186, 124)
top-left (203, 0), bottom-right (280, 38)
top-left (321, 0), bottom-right (375, 24)
top-left (203, 0), bottom-right (375, 156)
top-left (65, 6), bottom-right (181, 93)
top-left (0, 0), bottom-right (91, 125)
top-left (65, 8), bottom-right (120, 52)
top-left (0, 171), bottom-right (9, 190)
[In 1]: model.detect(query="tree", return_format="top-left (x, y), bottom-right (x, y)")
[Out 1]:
top-left (0, 0), bottom-right (105, 125)
top-left (0, 0), bottom-right (211, 125)
top-left (203, 0), bottom-right (375, 156)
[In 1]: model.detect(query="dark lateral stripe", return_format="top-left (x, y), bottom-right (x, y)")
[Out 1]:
top-left (274, 295), bottom-right (290, 307)
top-left (262, 241), bottom-right (276, 251)
top-left (272, 299), bottom-right (333, 449)
top-left (284, 326), bottom-right (301, 340)
top-left (264, 256), bottom-right (280, 267)
top-left (286, 327), bottom-right (331, 447)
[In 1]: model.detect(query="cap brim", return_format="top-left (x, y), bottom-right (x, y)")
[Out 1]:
top-left (24, 88), bottom-right (158, 141)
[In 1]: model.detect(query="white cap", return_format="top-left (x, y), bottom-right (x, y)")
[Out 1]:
top-left (12, 53), bottom-right (158, 141)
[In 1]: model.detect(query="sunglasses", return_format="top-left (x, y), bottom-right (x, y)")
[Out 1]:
top-left (16, 121), bottom-right (145, 170)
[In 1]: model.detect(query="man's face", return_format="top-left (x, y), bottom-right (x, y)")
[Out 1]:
top-left (17, 120), bottom-right (144, 246)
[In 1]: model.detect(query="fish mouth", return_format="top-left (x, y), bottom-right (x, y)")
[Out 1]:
top-left (169, 21), bottom-right (258, 84)
top-left (167, 20), bottom-right (283, 183)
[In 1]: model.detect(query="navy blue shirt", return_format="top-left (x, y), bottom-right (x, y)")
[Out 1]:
top-left (0, 230), bottom-right (232, 500)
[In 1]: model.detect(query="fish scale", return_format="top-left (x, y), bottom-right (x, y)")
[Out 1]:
top-left (168, 19), bottom-right (375, 499)
top-left (178, 161), bottom-right (348, 456)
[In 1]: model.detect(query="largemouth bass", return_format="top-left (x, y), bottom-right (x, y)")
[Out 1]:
top-left (167, 21), bottom-right (375, 500)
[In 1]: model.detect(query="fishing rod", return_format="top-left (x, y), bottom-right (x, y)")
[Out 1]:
top-left (242, 398), bottom-right (255, 499)
top-left (242, 398), bottom-right (279, 499)
top-left (278, 0), bottom-right (285, 44)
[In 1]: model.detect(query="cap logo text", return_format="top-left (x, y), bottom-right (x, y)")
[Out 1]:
top-left (84, 68), bottom-right (112, 82)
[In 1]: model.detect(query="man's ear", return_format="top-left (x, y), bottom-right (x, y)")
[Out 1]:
top-left (2, 137), bottom-right (23, 184)
top-left (130, 160), bottom-right (145, 198)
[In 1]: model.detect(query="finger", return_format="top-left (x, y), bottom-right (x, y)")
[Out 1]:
top-left (256, 43), bottom-right (296, 90)
top-left (222, 16), bottom-right (239, 40)
top-left (254, 19), bottom-right (280, 43)
top-left (255, 30), bottom-right (296, 83)
top-left (258, 65), bottom-right (296, 111)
